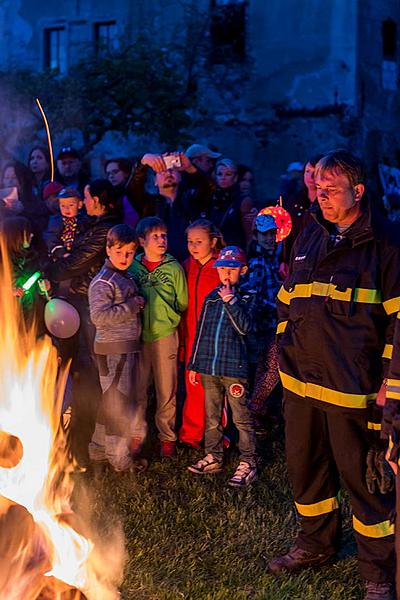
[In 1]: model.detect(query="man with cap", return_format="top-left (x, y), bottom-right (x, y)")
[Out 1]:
top-left (129, 150), bottom-right (213, 261)
top-left (187, 245), bottom-right (258, 488)
top-left (185, 144), bottom-right (221, 175)
top-left (56, 147), bottom-right (89, 195)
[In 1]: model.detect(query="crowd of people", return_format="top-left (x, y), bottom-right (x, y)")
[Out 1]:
top-left (1, 142), bottom-right (400, 599)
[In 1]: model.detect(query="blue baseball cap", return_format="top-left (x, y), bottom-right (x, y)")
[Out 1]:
top-left (213, 246), bottom-right (247, 268)
top-left (255, 213), bottom-right (277, 233)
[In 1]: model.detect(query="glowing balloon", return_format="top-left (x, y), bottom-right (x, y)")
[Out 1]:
top-left (44, 299), bottom-right (80, 339)
top-left (257, 205), bottom-right (292, 242)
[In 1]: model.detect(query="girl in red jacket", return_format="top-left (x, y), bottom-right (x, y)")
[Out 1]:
top-left (179, 219), bottom-right (224, 448)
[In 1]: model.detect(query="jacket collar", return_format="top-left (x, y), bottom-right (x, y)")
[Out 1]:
top-left (311, 203), bottom-right (374, 246)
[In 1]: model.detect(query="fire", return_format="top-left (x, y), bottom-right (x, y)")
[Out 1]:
top-left (0, 243), bottom-right (124, 598)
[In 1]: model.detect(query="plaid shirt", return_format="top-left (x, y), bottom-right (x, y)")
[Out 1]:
top-left (188, 286), bottom-right (256, 379)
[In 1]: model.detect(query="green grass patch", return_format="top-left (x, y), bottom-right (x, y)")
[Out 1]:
top-left (77, 429), bottom-right (365, 600)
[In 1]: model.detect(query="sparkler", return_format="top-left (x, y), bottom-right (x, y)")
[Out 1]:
top-left (35, 98), bottom-right (55, 182)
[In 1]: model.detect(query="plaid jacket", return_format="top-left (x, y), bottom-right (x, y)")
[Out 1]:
top-left (243, 247), bottom-right (280, 332)
top-left (188, 285), bottom-right (256, 379)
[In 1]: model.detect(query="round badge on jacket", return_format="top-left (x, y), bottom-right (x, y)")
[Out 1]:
top-left (229, 383), bottom-right (245, 398)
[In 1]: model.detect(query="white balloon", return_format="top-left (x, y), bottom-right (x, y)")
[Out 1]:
top-left (44, 299), bottom-right (80, 339)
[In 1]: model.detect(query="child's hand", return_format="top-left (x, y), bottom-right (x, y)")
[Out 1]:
top-left (188, 370), bottom-right (199, 386)
top-left (13, 287), bottom-right (25, 298)
top-left (218, 281), bottom-right (235, 303)
top-left (135, 295), bottom-right (145, 310)
top-left (129, 295), bottom-right (145, 311)
top-left (38, 279), bottom-right (51, 294)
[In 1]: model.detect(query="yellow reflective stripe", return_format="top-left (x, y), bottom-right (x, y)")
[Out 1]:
top-left (353, 288), bottom-right (382, 303)
top-left (277, 282), bottom-right (381, 306)
top-left (384, 296), bottom-right (400, 315)
top-left (279, 370), bottom-right (377, 409)
top-left (387, 378), bottom-right (400, 387)
top-left (382, 344), bottom-right (393, 360)
top-left (367, 422), bottom-right (381, 431)
top-left (295, 495), bottom-right (339, 517)
top-left (353, 515), bottom-right (394, 538)
top-left (387, 391), bottom-right (400, 400)
top-left (276, 320), bottom-right (288, 334)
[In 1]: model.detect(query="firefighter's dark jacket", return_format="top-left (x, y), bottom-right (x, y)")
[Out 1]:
top-left (277, 203), bottom-right (400, 415)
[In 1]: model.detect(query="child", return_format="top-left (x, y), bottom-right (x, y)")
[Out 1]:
top-left (179, 219), bottom-right (224, 449)
top-left (245, 214), bottom-right (282, 430)
top-left (44, 188), bottom-right (87, 260)
top-left (129, 216), bottom-right (188, 458)
top-left (187, 246), bottom-right (257, 487)
top-left (88, 224), bottom-right (145, 473)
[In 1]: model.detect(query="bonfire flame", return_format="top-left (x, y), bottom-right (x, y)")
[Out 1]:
top-left (0, 242), bottom-right (123, 598)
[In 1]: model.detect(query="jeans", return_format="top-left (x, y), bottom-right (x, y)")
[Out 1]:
top-left (201, 374), bottom-right (256, 467)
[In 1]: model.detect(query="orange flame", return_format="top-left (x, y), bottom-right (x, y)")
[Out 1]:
top-left (0, 240), bottom-right (124, 598)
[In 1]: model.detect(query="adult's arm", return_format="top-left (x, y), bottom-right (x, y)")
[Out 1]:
top-left (45, 224), bottom-right (108, 282)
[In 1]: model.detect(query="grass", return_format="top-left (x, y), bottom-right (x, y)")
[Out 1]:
top-left (75, 424), bottom-right (366, 600)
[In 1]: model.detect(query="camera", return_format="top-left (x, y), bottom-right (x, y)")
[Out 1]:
top-left (163, 153), bottom-right (181, 170)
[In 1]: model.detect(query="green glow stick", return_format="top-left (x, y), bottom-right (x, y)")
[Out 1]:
top-left (22, 271), bottom-right (41, 292)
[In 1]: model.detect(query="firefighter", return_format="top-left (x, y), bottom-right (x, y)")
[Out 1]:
top-left (268, 151), bottom-right (400, 600)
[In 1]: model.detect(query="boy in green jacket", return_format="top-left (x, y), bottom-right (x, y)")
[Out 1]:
top-left (129, 217), bottom-right (188, 458)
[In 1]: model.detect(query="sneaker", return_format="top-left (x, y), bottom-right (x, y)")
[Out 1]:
top-left (228, 461), bottom-right (257, 488)
top-left (188, 453), bottom-right (223, 474)
top-left (160, 441), bottom-right (176, 459)
top-left (268, 543), bottom-right (333, 574)
top-left (364, 581), bottom-right (396, 600)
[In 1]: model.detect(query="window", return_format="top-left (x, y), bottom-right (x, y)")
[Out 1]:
top-left (209, 0), bottom-right (247, 63)
top-left (382, 19), bottom-right (397, 58)
top-left (44, 27), bottom-right (67, 73)
top-left (94, 21), bottom-right (118, 56)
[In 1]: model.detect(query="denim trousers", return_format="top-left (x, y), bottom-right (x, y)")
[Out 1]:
top-left (201, 374), bottom-right (256, 467)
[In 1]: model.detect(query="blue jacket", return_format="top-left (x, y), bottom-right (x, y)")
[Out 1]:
top-left (188, 285), bottom-right (256, 379)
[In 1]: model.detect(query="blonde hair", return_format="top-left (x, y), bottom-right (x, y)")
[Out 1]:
top-left (186, 219), bottom-right (225, 250)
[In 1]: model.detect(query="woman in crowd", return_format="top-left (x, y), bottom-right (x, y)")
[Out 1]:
top-left (210, 158), bottom-right (254, 248)
top-left (0, 161), bottom-right (29, 217)
top-left (28, 146), bottom-right (51, 201)
top-left (45, 179), bottom-right (120, 464)
top-left (104, 157), bottom-right (139, 228)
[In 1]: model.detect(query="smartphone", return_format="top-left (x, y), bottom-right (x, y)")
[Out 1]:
top-left (163, 154), bottom-right (181, 170)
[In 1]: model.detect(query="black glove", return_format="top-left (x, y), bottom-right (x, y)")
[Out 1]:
top-left (366, 444), bottom-right (394, 495)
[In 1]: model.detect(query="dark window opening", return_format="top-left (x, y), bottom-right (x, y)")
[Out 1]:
top-left (382, 19), bottom-right (397, 58)
top-left (209, 0), bottom-right (247, 63)
top-left (94, 21), bottom-right (118, 56)
top-left (44, 27), bottom-right (67, 73)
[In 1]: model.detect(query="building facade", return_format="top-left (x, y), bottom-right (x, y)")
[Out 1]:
top-left (0, 0), bottom-right (399, 196)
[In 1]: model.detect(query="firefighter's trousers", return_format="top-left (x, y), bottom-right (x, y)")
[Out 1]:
top-left (284, 393), bottom-right (395, 583)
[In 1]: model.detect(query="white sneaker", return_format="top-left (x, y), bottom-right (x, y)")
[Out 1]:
top-left (228, 461), bottom-right (257, 488)
top-left (188, 453), bottom-right (223, 474)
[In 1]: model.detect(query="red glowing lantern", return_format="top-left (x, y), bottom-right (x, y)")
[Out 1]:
top-left (257, 204), bottom-right (292, 242)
